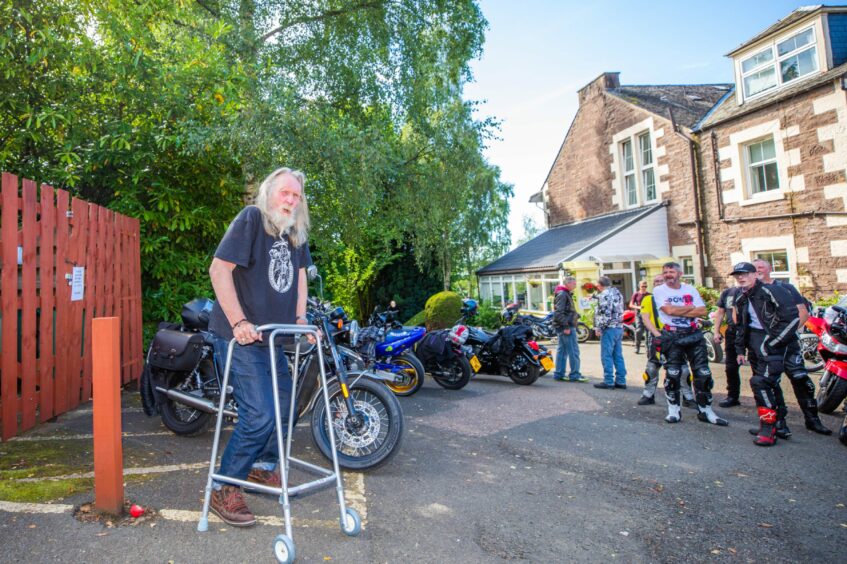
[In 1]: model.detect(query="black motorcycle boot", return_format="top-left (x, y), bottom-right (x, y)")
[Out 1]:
top-left (801, 399), bottom-right (832, 435)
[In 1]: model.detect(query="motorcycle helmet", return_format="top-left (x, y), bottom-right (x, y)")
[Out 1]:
top-left (447, 324), bottom-right (469, 346)
top-left (461, 298), bottom-right (478, 318)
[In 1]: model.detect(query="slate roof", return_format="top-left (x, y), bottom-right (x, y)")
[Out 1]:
top-left (607, 84), bottom-right (733, 129)
top-left (477, 203), bottom-right (665, 275)
top-left (696, 61), bottom-right (847, 130)
top-left (726, 5), bottom-right (824, 57)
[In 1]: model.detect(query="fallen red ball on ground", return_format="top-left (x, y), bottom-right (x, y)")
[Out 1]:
top-left (129, 504), bottom-right (145, 518)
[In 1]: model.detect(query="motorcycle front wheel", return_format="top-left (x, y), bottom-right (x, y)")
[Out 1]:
top-left (311, 377), bottom-right (404, 470)
top-left (383, 352), bottom-right (425, 397)
top-left (703, 332), bottom-right (724, 364)
top-left (799, 333), bottom-right (824, 372)
top-left (816, 371), bottom-right (847, 414)
top-left (576, 323), bottom-right (590, 343)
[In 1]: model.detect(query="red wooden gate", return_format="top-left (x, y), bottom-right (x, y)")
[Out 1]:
top-left (0, 172), bottom-right (142, 440)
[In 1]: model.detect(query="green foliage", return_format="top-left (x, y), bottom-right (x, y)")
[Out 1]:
top-left (814, 292), bottom-right (843, 309)
top-left (695, 285), bottom-right (720, 311)
top-left (424, 291), bottom-right (462, 330)
top-left (405, 310), bottom-right (426, 327)
top-left (472, 301), bottom-right (503, 330)
top-left (0, 0), bottom-right (510, 322)
top-left (369, 249), bottom-right (443, 325)
top-left (578, 300), bottom-right (597, 329)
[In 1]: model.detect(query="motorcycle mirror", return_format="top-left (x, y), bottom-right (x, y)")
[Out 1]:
top-left (307, 264), bottom-right (319, 281)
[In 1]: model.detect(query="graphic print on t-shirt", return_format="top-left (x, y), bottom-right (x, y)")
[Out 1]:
top-left (268, 238), bottom-right (294, 293)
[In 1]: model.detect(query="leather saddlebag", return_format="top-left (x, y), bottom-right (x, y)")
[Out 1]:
top-left (148, 329), bottom-right (205, 371)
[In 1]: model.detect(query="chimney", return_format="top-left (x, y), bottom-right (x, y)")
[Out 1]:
top-left (578, 72), bottom-right (620, 105)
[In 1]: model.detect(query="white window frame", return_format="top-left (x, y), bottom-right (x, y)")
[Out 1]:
top-left (618, 130), bottom-right (657, 209)
top-left (744, 136), bottom-right (780, 196)
top-left (753, 249), bottom-right (791, 281)
top-left (680, 256), bottom-right (695, 284)
top-left (739, 25), bottom-right (820, 101)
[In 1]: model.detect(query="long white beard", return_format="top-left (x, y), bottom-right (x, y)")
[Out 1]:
top-left (269, 208), bottom-right (296, 235)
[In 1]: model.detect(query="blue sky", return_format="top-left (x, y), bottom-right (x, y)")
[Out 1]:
top-left (463, 0), bottom-right (814, 247)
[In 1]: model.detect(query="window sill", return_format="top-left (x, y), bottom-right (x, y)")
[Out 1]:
top-left (736, 189), bottom-right (785, 207)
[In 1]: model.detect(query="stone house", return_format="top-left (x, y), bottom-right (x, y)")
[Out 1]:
top-left (478, 5), bottom-right (847, 310)
top-left (695, 4), bottom-right (847, 295)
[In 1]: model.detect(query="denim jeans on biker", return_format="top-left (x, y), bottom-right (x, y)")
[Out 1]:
top-left (599, 327), bottom-right (627, 386)
top-left (554, 328), bottom-right (582, 379)
top-left (215, 336), bottom-right (293, 485)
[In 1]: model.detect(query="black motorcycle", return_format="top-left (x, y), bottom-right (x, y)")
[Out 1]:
top-left (464, 324), bottom-right (549, 385)
top-left (140, 294), bottom-right (404, 471)
top-left (414, 328), bottom-right (473, 390)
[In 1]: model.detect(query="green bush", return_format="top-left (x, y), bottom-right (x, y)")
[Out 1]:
top-left (815, 292), bottom-right (843, 309)
top-left (424, 291), bottom-right (463, 330)
top-left (405, 310), bottom-right (426, 327)
top-left (472, 301), bottom-right (503, 330)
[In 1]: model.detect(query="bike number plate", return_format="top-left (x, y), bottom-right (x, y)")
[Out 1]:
top-left (469, 355), bottom-right (482, 373)
top-left (540, 356), bottom-right (554, 371)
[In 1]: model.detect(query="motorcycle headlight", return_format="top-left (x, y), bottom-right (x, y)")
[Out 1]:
top-left (821, 332), bottom-right (847, 355)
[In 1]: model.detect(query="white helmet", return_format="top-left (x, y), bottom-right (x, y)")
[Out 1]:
top-left (447, 324), bottom-right (469, 346)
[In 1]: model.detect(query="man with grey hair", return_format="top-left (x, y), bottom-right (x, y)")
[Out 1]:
top-left (552, 276), bottom-right (587, 382)
top-left (750, 259), bottom-right (830, 436)
top-left (593, 276), bottom-right (627, 389)
top-left (206, 167), bottom-right (313, 526)
top-left (652, 262), bottom-right (727, 426)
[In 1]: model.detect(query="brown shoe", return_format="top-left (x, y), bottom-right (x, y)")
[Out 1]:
top-left (247, 468), bottom-right (281, 490)
top-left (210, 486), bottom-right (256, 527)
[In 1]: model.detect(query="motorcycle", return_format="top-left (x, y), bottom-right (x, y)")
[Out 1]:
top-left (512, 310), bottom-right (591, 344)
top-left (140, 289), bottom-right (404, 470)
top-left (339, 307), bottom-right (427, 397)
top-left (414, 325), bottom-right (474, 390)
top-left (464, 324), bottom-right (551, 385)
top-left (806, 302), bottom-right (847, 414)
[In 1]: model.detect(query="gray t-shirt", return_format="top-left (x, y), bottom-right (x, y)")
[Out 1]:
top-left (209, 206), bottom-right (312, 343)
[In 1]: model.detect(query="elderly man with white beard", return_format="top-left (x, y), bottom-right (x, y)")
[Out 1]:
top-left (205, 167), bottom-right (313, 527)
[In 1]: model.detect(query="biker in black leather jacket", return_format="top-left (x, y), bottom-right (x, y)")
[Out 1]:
top-left (733, 267), bottom-right (799, 446)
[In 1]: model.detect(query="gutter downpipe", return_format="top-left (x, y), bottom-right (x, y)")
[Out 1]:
top-left (668, 107), bottom-right (706, 284)
top-left (710, 130), bottom-right (725, 220)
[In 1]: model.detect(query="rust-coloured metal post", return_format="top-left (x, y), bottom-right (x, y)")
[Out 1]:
top-left (93, 317), bottom-right (123, 514)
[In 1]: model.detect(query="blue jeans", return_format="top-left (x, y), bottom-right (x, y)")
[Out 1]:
top-left (599, 327), bottom-right (627, 386)
top-left (553, 328), bottom-right (581, 379)
top-left (215, 338), bottom-right (293, 482)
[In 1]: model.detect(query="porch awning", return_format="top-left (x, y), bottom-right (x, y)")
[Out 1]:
top-left (477, 203), bottom-right (668, 276)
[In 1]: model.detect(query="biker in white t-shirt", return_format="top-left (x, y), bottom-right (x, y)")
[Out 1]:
top-left (652, 262), bottom-right (728, 427)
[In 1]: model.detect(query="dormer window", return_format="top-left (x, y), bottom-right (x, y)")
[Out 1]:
top-left (740, 26), bottom-right (819, 100)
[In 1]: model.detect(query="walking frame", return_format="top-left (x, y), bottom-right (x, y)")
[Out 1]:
top-left (197, 324), bottom-right (361, 563)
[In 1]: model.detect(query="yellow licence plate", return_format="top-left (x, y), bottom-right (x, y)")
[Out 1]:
top-left (469, 355), bottom-right (482, 373)
top-left (540, 356), bottom-right (554, 371)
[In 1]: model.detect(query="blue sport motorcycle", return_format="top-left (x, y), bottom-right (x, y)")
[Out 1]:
top-left (341, 308), bottom-right (427, 397)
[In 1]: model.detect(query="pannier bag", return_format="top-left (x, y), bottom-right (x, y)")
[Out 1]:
top-left (148, 329), bottom-right (205, 371)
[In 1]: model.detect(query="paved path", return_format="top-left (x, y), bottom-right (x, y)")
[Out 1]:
top-left (1, 341), bottom-right (844, 563)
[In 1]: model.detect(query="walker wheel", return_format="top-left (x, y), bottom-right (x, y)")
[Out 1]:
top-left (273, 534), bottom-right (296, 563)
top-left (341, 508), bottom-right (361, 536)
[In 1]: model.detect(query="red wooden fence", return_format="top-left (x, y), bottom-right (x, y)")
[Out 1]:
top-left (0, 172), bottom-right (142, 440)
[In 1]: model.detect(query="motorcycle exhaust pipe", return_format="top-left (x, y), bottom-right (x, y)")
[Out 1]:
top-left (155, 386), bottom-right (237, 418)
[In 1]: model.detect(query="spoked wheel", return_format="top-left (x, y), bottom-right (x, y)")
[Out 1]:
top-left (341, 508), bottom-right (361, 536)
top-left (383, 352), bottom-right (425, 397)
top-left (311, 377), bottom-right (404, 470)
top-left (799, 333), bottom-right (824, 372)
top-left (576, 323), bottom-right (590, 343)
top-left (273, 534), bottom-right (295, 563)
top-left (704, 332), bottom-right (724, 364)
top-left (156, 367), bottom-right (213, 436)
